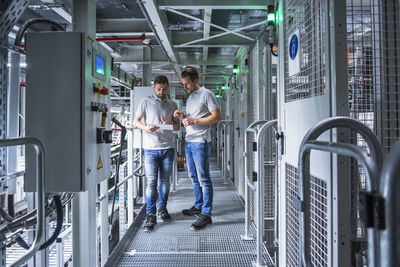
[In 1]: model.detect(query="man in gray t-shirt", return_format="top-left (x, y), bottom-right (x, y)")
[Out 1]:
top-left (134, 75), bottom-right (179, 232)
top-left (174, 67), bottom-right (221, 230)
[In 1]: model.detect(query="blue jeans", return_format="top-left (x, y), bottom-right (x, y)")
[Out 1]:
top-left (144, 148), bottom-right (175, 215)
top-left (185, 142), bottom-right (213, 216)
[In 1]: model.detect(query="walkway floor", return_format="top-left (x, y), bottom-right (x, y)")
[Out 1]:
top-left (115, 160), bottom-right (273, 267)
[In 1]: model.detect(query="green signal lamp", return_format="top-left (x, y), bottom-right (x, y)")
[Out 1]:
top-left (233, 64), bottom-right (239, 74)
top-left (267, 5), bottom-right (275, 26)
top-left (216, 95), bottom-right (222, 99)
top-left (151, 79), bottom-right (154, 85)
top-left (222, 85), bottom-right (229, 90)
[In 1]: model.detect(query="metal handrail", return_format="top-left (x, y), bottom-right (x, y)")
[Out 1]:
top-left (0, 138), bottom-right (45, 267)
top-left (241, 120), bottom-right (270, 242)
top-left (379, 138), bottom-right (400, 267)
top-left (217, 120), bottom-right (231, 168)
top-left (222, 120), bottom-right (234, 184)
top-left (0, 170), bottom-right (24, 182)
top-left (172, 133), bottom-right (178, 192)
top-left (255, 120), bottom-right (278, 266)
top-left (297, 117), bottom-right (383, 267)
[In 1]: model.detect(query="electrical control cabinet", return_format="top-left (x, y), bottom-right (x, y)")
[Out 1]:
top-left (25, 32), bottom-right (111, 192)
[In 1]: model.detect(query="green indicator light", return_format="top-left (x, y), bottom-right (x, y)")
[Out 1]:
top-left (151, 80), bottom-right (154, 85)
top-left (216, 95), bottom-right (222, 98)
top-left (222, 86), bottom-right (226, 90)
top-left (267, 13), bottom-right (275, 24)
top-left (267, 5), bottom-right (275, 26)
top-left (233, 64), bottom-right (239, 74)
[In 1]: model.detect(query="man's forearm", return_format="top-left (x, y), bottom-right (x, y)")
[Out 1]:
top-left (134, 120), bottom-right (146, 131)
top-left (194, 111), bottom-right (222, 125)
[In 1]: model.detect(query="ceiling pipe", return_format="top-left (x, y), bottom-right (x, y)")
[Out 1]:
top-left (96, 33), bottom-right (146, 43)
top-left (137, 0), bottom-right (179, 75)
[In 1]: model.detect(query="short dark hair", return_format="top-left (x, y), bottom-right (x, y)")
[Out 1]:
top-left (181, 67), bottom-right (198, 82)
top-left (154, 75), bottom-right (169, 85)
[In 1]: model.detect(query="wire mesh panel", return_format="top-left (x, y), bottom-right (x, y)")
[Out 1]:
top-left (284, 0), bottom-right (326, 102)
top-left (285, 164), bottom-right (300, 267)
top-left (285, 164), bottom-right (328, 267)
top-left (347, 0), bottom-right (400, 262)
top-left (347, 0), bottom-right (400, 154)
top-left (248, 41), bottom-right (261, 227)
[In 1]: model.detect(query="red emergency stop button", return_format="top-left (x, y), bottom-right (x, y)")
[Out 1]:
top-left (100, 88), bottom-right (109, 95)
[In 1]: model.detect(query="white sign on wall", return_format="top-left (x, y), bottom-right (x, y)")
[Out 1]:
top-left (288, 29), bottom-right (301, 77)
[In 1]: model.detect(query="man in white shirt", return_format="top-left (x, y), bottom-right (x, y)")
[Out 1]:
top-left (134, 75), bottom-right (180, 232)
top-left (174, 67), bottom-right (222, 230)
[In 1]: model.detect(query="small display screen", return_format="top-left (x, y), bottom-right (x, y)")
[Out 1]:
top-left (96, 55), bottom-right (105, 75)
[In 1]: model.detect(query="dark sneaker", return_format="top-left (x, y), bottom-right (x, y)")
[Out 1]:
top-left (182, 206), bottom-right (201, 216)
top-left (143, 214), bottom-right (157, 232)
top-left (158, 207), bottom-right (172, 222)
top-left (190, 214), bottom-right (212, 230)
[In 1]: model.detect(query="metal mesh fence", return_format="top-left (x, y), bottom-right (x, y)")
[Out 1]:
top-left (347, 0), bottom-right (400, 153)
top-left (310, 175), bottom-right (328, 267)
top-left (347, 1), bottom-right (400, 261)
top-left (286, 164), bottom-right (300, 267)
top-left (248, 43), bottom-right (259, 226)
top-left (284, 0), bottom-right (326, 102)
top-left (286, 163), bottom-right (328, 267)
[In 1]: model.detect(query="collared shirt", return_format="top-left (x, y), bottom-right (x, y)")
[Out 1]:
top-left (135, 95), bottom-right (178, 150)
top-left (185, 87), bottom-right (220, 143)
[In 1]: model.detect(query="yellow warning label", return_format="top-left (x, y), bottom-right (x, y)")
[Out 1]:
top-left (97, 155), bottom-right (103, 170)
top-left (241, 112), bottom-right (245, 118)
top-left (97, 81), bottom-right (102, 99)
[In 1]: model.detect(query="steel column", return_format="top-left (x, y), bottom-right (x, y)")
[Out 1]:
top-left (100, 180), bottom-right (109, 266)
top-left (71, 0), bottom-right (97, 266)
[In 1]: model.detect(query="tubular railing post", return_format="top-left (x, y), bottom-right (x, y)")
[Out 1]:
top-left (296, 116), bottom-right (383, 267)
top-left (0, 138), bottom-right (45, 267)
top-left (172, 133), bottom-right (178, 192)
top-left (140, 130), bottom-right (146, 204)
top-left (379, 139), bottom-right (400, 267)
top-left (240, 120), bottom-right (269, 242)
top-left (223, 121), bottom-right (234, 184)
top-left (255, 120), bottom-right (277, 267)
top-left (216, 121), bottom-right (222, 167)
top-left (217, 120), bottom-right (230, 170)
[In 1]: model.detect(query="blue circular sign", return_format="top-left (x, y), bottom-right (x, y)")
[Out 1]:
top-left (289, 34), bottom-right (298, 60)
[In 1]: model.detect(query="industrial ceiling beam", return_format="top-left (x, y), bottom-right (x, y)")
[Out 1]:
top-left (202, 8), bottom-right (212, 84)
top-left (165, 7), bottom-right (253, 41)
top-left (115, 53), bottom-right (234, 65)
top-left (158, 0), bottom-right (269, 10)
top-left (172, 31), bottom-right (256, 46)
top-left (140, 0), bottom-right (181, 74)
top-left (96, 18), bottom-right (152, 33)
top-left (176, 20), bottom-right (266, 47)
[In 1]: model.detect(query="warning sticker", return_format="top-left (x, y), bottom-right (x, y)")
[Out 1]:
top-left (97, 155), bottom-right (103, 170)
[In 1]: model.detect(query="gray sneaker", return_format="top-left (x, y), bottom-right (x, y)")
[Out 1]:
top-left (143, 214), bottom-right (157, 232)
top-left (182, 206), bottom-right (201, 216)
top-left (158, 207), bottom-right (172, 222)
top-left (190, 214), bottom-right (212, 230)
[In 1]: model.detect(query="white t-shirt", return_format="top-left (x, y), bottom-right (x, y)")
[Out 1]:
top-left (135, 95), bottom-right (178, 149)
top-left (185, 87), bottom-right (220, 143)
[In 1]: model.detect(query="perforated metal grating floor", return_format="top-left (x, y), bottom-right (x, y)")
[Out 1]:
top-left (115, 162), bottom-right (274, 266)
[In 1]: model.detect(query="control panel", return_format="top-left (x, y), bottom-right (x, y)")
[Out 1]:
top-left (25, 31), bottom-right (111, 192)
